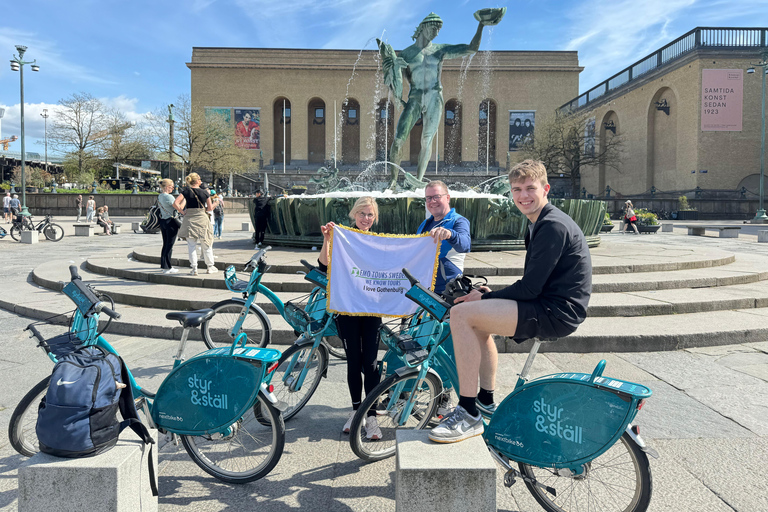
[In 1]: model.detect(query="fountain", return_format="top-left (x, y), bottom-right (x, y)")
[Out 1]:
top-left (250, 9), bottom-right (607, 250)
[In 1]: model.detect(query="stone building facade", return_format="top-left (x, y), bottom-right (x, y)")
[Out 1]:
top-left (187, 47), bottom-right (581, 172)
top-left (573, 27), bottom-right (768, 202)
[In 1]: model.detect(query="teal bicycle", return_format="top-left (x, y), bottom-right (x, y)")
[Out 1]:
top-left (9, 265), bottom-right (287, 484)
top-left (201, 246), bottom-right (346, 360)
top-left (350, 269), bottom-right (657, 512)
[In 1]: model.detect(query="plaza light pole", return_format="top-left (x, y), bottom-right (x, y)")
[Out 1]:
top-left (10, 45), bottom-right (40, 216)
top-left (40, 109), bottom-right (49, 176)
top-left (747, 52), bottom-right (768, 223)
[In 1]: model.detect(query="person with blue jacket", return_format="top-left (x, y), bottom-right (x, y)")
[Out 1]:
top-left (417, 180), bottom-right (471, 295)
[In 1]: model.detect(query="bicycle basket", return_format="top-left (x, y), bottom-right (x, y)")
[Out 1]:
top-left (39, 331), bottom-right (89, 358)
top-left (284, 288), bottom-right (332, 336)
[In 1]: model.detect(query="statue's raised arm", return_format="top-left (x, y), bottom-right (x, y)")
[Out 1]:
top-left (439, 8), bottom-right (507, 61)
top-left (377, 39), bottom-right (407, 108)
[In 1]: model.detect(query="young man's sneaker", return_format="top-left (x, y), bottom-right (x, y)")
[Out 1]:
top-left (437, 394), bottom-right (455, 417)
top-left (207, 266), bottom-right (219, 274)
top-left (428, 405), bottom-right (483, 443)
top-left (162, 268), bottom-right (179, 274)
top-left (475, 399), bottom-right (498, 417)
top-left (343, 410), bottom-right (361, 434)
top-left (189, 268), bottom-right (198, 276)
top-left (365, 416), bottom-right (382, 440)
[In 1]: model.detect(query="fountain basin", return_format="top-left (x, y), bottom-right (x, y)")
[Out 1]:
top-left (250, 194), bottom-right (606, 250)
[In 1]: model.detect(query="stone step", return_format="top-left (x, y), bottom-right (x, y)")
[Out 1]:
top-left (5, 275), bottom-right (768, 352)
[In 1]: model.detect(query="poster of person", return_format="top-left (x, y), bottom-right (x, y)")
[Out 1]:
top-left (205, 107), bottom-right (232, 124)
top-left (235, 108), bottom-right (260, 150)
top-left (509, 111), bottom-right (535, 151)
top-left (584, 117), bottom-right (596, 158)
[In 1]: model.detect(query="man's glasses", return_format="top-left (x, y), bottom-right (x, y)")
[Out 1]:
top-left (425, 194), bottom-right (446, 202)
top-left (356, 212), bottom-right (375, 220)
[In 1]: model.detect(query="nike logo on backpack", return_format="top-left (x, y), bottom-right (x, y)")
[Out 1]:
top-left (57, 378), bottom-right (78, 386)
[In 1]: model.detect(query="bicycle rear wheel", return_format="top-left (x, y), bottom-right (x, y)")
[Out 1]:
top-left (9, 376), bottom-right (50, 457)
top-left (43, 223), bottom-right (64, 241)
top-left (258, 342), bottom-right (328, 424)
top-left (349, 371), bottom-right (441, 462)
top-left (519, 432), bottom-right (652, 512)
top-left (10, 225), bottom-right (23, 241)
top-left (181, 392), bottom-right (285, 484)
top-left (201, 299), bottom-right (271, 349)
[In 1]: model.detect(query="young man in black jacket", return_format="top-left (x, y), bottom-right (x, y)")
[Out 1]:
top-left (253, 189), bottom-right (270, 247)
top-left (429, 159), bottom-right (592, 443)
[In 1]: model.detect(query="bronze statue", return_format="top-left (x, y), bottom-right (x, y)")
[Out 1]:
top-left (378, 8), bottom-right (505, 189)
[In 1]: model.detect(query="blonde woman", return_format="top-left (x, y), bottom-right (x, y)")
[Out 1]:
top-left (173, 173), bottom-right (217, 275)
top-left (623, 200), bottom-right (640, 235)
top-left (157, 179), bottom-right (180, 274)
top-left (318, 197), bottom-right (383, 440)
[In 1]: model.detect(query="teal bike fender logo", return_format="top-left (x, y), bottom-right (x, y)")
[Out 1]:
top-left (189, 374), bottom-right (229, 410)
top-left (533, 397), bottom-right (583, 444)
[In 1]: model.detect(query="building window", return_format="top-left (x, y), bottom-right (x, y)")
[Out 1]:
top-left (348, 109), bottom-right (357, 119)
top-left (315, 108), bottom-right (324, 118)
top-left (446, 110), bottom-right (455, 120)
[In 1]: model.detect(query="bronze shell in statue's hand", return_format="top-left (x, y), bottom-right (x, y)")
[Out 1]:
top-left (474, 7), bottom-right (506, 25)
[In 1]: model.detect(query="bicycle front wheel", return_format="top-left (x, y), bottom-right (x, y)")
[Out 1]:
top-left (43, 223), bottom-right (64, 241)
top-left (201, 299), bottom-right (271, 349)
top-left (519, 432), bottom-right (653, 512)
top-left (10, 225), bottom-right (23, 241)
top-left (350, 371), bottom-right (442, 462)
top-left (258, 342), bottom-right (328, 423)
top-left (181, 391), bottom-right (285, 484)
top-left (9, 376), bottom-right (50, 457)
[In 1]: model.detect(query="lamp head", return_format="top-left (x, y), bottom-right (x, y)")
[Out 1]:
top-left (10, 61), bottom-right (20, 72)
top-left (747, 67), bottom-right (755, 74)
top-left (31, 64), bottom-right (39, 72)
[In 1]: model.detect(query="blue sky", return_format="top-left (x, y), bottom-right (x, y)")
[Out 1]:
top-left (0, 0), bottom-right (765, 157)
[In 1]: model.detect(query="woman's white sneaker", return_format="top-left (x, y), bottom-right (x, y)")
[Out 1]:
top-left (365, 417), bottom-right (382, 440)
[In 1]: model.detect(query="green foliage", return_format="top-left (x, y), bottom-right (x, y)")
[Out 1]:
top-left (678, 195), bottom-right (695, 211)
top-left (603, 212), bottom-right (613, 225)
top-left (635, 208), bottom-right (658, 226)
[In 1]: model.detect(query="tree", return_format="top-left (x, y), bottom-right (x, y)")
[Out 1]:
top-left (12, 165), bottom-right (51, 188)
top-left (519, 111), bottom-right (623, 197)
top-left (48, 92), bottom-right (109, 175)
top-left (97, 110), bottom-right (153, 174)
top-left (146, 94), bottom-right (254, 182)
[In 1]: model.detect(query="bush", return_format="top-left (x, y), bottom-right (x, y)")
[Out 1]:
top-left (635, 208), bottom-right (658, 226)
top-left (678, 195), bottom-right (695, 211)
top-left (603, 212), bottom-right (613, 225)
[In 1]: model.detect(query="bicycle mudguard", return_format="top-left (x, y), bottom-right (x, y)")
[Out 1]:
top-left (484, 372), bottom-right (651, 469)
top-left (151, 346), bottom-right (281, 435)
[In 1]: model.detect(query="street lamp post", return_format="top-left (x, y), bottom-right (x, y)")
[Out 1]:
top-left (10, 45), bottom-right (40, 216)
top-left (166, 104), bottom-right (175, 185)
top-left (747, 52), bottom-right (768, 223)
top-left (41, 108), bottom-right (49, 178)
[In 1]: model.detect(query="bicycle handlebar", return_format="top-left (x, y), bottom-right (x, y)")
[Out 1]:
top-left (401, 268), bottom-right (418, 287)
top-left (26, 324), bottom-right (45, 344)
top-left (69, 265), bottom-right (81, 281)
top-left (100, 306), bottom-right (121, 320)
top-left (300, 259), bottom-right (315, 271)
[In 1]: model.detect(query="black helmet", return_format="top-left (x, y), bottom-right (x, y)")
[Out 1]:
top-left (441, 275), bottom-right (487, 305)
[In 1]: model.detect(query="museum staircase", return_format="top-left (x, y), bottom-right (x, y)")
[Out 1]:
top-left (3, 232), bottom-right (768, 353)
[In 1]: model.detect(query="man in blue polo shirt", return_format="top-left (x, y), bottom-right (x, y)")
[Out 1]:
top-left (417, 180), bottom-right (471, 295)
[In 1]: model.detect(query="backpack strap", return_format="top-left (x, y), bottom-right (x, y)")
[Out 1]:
top-left (117, 357), bottom-right (159, 497)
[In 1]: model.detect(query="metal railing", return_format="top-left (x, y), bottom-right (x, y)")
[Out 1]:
top-left (560, 27), bottom-right (768, 112)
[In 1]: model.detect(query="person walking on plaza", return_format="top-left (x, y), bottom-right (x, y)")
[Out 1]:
top-left (429, 160), bottom-right (592, 443)
top-left (174, 173), bottom-right (217, 276)
top-left (317, 197), bottom-right (383, 440)
top-left (252, 189), bottom-right (270, 247)
top-left (75, 194), bottom-right (83, 223)
top-left (85, 196), bottom-right (96, 223)
top-left (157, 179), bottom-right (180, 274)
top-left (3, 192), bottom-right (10, 223)
top-left (212, 193), bottom-right (224, 239)
top-left (623, 200), bottom-right (640, 235)
top-left (9, 194), bottom-right (20, 216)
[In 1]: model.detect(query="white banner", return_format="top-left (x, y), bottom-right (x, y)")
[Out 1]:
top-left (328, 226), bottom-right (439, 317)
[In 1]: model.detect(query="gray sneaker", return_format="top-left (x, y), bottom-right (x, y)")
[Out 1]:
top-left (428, 405), bottom-right (483, 443)
top-left (475, 399), bottom-right (497, 417)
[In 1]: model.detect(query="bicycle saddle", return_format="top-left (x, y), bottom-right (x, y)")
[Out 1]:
top-left (166, 309), bottom-right (215, 328)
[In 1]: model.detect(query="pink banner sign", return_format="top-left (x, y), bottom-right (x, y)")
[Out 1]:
top-left (701, 69), bottom-right (743, 131)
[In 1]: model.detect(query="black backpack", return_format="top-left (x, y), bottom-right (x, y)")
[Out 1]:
top-left (139, 203), bottom-right (161, 234)
top-left (37, 346), bottom-right (158, 494)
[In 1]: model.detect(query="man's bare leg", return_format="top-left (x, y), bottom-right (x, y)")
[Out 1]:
top-left (449, 298), bottom-right (519, 398)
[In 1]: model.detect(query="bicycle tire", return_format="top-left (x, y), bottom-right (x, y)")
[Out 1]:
top-left (10, 225), bottom-right (23, 241)
top-left (43, 223), bottom-right (64, 241)
top-left (519, 432), bottom-right (653, 512)
top-left (324, 335), bottom-right (346, 360)
top-left (9, 376), bottom-right (50, 457)
top-left (257, 342), bottom-right (327, 424)
top-left (349, 370), bottom-right (442, 462)
top-left (181, 391), bottom-right (285, 484)
top-left (201, 299), bottom-right (271, 349)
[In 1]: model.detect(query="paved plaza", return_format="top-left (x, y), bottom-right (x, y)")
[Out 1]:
top-left (0, 214), bottom-right (767, 511)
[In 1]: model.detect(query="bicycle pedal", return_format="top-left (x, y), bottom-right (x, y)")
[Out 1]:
top-left (503, 468), bottom-right (517, 487)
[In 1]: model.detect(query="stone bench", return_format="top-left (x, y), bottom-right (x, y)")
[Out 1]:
top-left (661, 223), bottom-right (673, 232)
top-left (241, 222), bottom-right (252, 231)
top-left (18, 428), bottom-right (158, 512)
top-left (72, 223), bottom-right (95, 237)
top-left (758, 230), bottom-right (768, 243)
top-left (686, 225), bottom-right (741, 238)
top-left (396, 430), bottom-right (495, 512)
top-left (112, 223), bottom-right (122, 234)
top-left (132, 222), bottom-right (141, 232)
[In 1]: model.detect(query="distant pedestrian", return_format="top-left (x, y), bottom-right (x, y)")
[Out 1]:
top-left (157, 179), bottom-right (180, 274)
top-left (75, 194), bottom-right (83, 223)
top-left (623, 200), bottom-right (639, 235)
top-left (253, 189), bottom-right (270, 247)
top-left (174, 173), bottom-right (217, 276)
top-left (86, 196), bottom-right (96, 223)
top-left (3, 192), bottom-right (10, 223)
top-left (9, 195), bottom-right (20, 216)
top-left (212, 194), bottom-right (224, 239)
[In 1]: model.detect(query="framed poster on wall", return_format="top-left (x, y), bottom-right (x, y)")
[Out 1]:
top-left (509, 111), bottom-right (535, 151)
